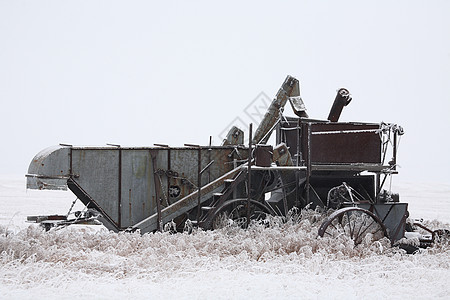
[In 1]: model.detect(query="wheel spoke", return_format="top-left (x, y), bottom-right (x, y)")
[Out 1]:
top-left (346, 211), bottom-right (354, 239)
top-left (354, 214), bottom-right (368, 242)
top-left (339, 215), bottom-right (347, 234)
top-left (371, 226), bottom-right (382, 235)
top-left (330, 222), bottom-right (338, 231)
top-left (357, 219), bottom-right (376, 238)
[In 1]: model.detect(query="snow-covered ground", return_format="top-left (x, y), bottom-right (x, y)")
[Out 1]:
top-left (1, 175), bottom-right (449, 299)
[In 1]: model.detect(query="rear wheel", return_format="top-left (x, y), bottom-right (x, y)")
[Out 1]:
top-left (318, 207), bottom-right (388, 246)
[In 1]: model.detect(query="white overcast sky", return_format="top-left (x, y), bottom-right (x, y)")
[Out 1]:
top-left (1, 0), bottom-right (449, 183)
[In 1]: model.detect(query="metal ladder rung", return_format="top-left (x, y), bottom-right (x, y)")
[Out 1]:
top-left (201, 206), bottom-right (214, 211)
top-left (224, 179), bottom-right (235, 188)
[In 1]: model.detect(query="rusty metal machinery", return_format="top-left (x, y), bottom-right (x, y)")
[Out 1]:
top-left (26, 75), bottom-right (445, 252)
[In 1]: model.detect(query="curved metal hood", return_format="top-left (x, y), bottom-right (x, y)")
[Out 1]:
top-left (26, 145), bottom-right (71, 190)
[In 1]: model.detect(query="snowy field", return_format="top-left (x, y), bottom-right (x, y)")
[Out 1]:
top-left (1, 175), bottom-right (449, 299)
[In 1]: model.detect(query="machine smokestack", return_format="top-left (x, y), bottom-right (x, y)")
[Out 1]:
top-left (327, 88), bottom-right (352, 122)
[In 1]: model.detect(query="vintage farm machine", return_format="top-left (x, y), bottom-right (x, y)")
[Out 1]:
top-left (26, 75), bottom-right (446, 250)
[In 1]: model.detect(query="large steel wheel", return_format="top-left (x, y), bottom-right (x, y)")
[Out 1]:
top-left (208, 199), bottom-right (273, 230)
top-left (318, 207), bottom-right (388, 246)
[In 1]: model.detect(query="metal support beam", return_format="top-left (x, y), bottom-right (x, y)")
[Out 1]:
top-left (247, 123), bottom-right (253, 227)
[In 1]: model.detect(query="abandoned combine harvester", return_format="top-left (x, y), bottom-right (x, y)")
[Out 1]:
top-left (26, 75), bottom-right (446, 250)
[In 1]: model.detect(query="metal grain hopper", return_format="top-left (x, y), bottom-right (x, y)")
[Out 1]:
top-left (26, 75), bottom-right (446, 251)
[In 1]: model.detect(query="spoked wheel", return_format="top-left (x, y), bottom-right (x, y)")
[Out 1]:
top-left (318, 207), bottom-right (388, 246)
top-left (209, 199), bottom-right (273, 230)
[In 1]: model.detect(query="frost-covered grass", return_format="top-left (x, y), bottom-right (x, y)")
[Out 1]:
top-left (1, 212), bottom-right (449, 299)
top-left (0, 176), bottom-right (449, 299)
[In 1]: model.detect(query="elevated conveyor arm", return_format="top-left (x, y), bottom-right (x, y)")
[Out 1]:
top-left (252, 75), bottom-right (307, 144)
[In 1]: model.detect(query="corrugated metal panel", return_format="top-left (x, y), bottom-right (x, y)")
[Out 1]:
top-left (71, 149), bottom-right (119, 225)
top-left (120, 150), bottom-right (155, 228)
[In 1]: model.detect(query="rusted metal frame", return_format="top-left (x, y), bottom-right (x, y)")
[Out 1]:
top-left (311, 164), bottom-right (386, 172)
top-left (71, 145), bottom-right (240, 151)
top-left (380, 127), bottom-right (391, 165)
top-left (298, 121), bottom-right (304, 162)
top-left (296, 119), bottom-right (301, 167)
top-left (247, 123), bottom-right (253, 227)
top-left (200, 160), bottom-right (215, 175)
top-left (197, 148), bottom-right (202, 223)
top-left (208, 136), bottom-right (212, 183)
top-left (252, 170), bottom-right (273, 204)
top-left (66, 196), bottom-right (79, 217)
top-left (150, 151), bottom-right (162, 231)
top-left (69, 146), bottom-right (73, 177)
top-left (356, 182), bottom-right (375, 204)
top-left (413, 222), bottom-right (434, 234)
top-left (155, 172), bottom-right (170, 206)
top-left (306, 123), bottom-right (312, 203)
top-left (228, 147), bottom-right (243, 160)
top-left (279, 121), bottom-right (289, 145)
top-left (311, 129), bottom-right (379, 135)
top-left (281, 176), bottom-right (289, 216)
top-left (256, 119), bottom-right (281, 145)
top-left (64, 146), bottom-right (81, 218)
top-left (376, 173), bottom-right (389, 202)
top-left (66, 146), bottom-right (77, 218)
top-left (295, 119), bottom-right (301, 204)
top-left (250, 166), bottom-right (307, 171)
top-left (280, 126), bottom-right (304, 131)
top-left (392, 130), bottom-right (397, 171)
top-left (167, 148), bottom-right (171, 206)
top-left (266, 166), bottom-right (291, 215)
top-left (309, 184), bottom-right (326, 207)
top-left (275, 121), bottom-right (281, 145)
top-left (375, 174), bottom-right (381, 204)
top-left (261, 179), bottom-right (296, 196)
